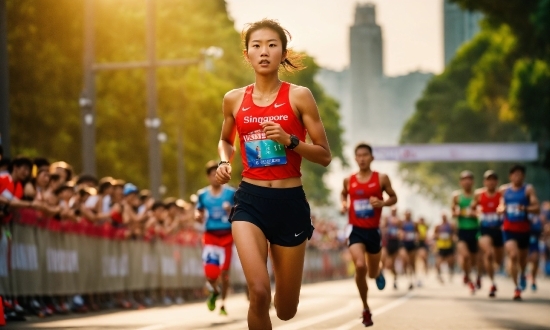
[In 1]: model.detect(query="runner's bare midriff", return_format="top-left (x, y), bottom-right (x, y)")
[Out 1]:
top-left (242, 176), bottom-right (302, 188)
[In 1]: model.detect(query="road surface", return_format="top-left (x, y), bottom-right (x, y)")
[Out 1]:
top-left (7, 273), bottom-right (550, 329)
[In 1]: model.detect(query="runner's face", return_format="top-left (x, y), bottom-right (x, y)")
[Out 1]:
top-left (405, 211), bottom-right (412, 220)
top-left (441, 214), bottom-right (447, 222)
top-left (483, 177), bottom-right (498, 190)
top-left (37, 171), bottom-right (50, 187)
top-left (245, 28), bottom-right (285, 74)
top-left (509, 170), bottom-right (524, 186)
top-left (460, 177), bottom-right (473, 190)
top-left (14, 165), bottom-right (30, 181)
top-left (355, 148), bottom-right (373, 170)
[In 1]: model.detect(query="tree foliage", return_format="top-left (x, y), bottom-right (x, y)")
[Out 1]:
top-left (400, 0), bottom-right (550, 201)
top-left (7, 0), bottom-right (344, 204)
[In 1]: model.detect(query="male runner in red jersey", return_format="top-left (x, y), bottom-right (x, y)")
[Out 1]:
top-left (341, 143), bottom-right (397, 327)
top-left (472, 170), bottom-right (503, 297)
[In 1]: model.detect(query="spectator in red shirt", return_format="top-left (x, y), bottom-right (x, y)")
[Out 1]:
top-left (0, 157), bottom-right (37, 221)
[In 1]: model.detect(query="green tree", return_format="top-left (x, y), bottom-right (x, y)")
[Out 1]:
top-left (7, 0), bottom-right (345, 203)
top-left (400, 0), bottom-right (550, 201)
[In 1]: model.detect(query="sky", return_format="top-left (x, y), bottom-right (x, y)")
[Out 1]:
top-left (226, 0), bottom-right (444, 76)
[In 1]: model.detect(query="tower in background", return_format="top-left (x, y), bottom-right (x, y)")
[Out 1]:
top-left (349, 3), bottom-right (383, 140)
top-left (443, 0), bottom-right (483, 65)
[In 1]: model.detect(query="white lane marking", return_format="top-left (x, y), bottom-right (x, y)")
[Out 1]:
top-left (136, 325), bottom-right (172, 330)
top-left (273, 301), bottom-right (357, 330)
top-left (332, 292), bottom-right (415, 330)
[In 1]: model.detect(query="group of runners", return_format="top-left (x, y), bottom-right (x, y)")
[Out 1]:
top-left (189, 18), bottom-right (546, 330)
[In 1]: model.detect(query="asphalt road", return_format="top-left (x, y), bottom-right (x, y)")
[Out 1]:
top-left (6, 273), bottom-right (550, 329)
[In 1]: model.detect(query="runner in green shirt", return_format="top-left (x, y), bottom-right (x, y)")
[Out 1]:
top-left (451, 170), bottom-right (480, 294)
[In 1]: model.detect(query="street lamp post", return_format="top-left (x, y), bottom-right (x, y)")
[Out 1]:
top-left (0, 0), bottom-right (11, 158)
top-left (80, 0), bottom-right (222, 199)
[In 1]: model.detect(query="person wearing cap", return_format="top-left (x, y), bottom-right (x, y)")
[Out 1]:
top-left (49, 161), bottom-right (73, 183)
top-left (122, 183), bottom-right (148, 240)
top-left (472, 170), bottom-right (503, 297)
top-left (451, 170), bottom-right (480, 294)
top-left (195, 160), bottom-right (236, 315)
top-left (498, 164), bottom-right (540, 301)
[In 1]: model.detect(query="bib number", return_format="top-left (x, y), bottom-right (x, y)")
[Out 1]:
top-left (506, 203), bottom-right (525, 222)
top-left (480, 212), bottom-right (500, 225)
top-left (353, 199), bottom-right (374, 219)
top-left (439, 232), bottom-right (450, 240)
top-left (405, 232), bottom-right (416, 241)
top-left (244, 131), bottom-right (287, 168)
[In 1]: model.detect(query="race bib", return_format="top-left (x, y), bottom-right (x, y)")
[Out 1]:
top-left (1, 189), bottom-right (14, 201)
top-left (207, 206), bottom-right (228, 222)
top-left (405, 232), bottom-right (416, 241)
top-left (243, 130), bottom-right (287, 168)
top-left (506, 203), bottom-right (525, 219)
top-left (388, 227), bottom-right (399, 237)
top-left (439, 232), bottom-right (450, 240)
top-left (480, 212), bottom-right (500, 224)
top-left (353, 199), bottom-right (374, 218)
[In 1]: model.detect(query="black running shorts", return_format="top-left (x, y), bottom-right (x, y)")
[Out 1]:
top-left (438, 247), bottom-right (454, 258)
top-left (458, 228), bottom-right (479, 254)
top-left (503, 230), bottom-right (530, 250)
top-left (230, 181), bottom-right (313, 247)
top-left (402, 241), bottom-right (417, 252)
top-left (480, 226), bottom-right (504, 248)
top-left (386, 239), bottom-right (400, 255)
top-left (348, 226), bottom-right (382, 254)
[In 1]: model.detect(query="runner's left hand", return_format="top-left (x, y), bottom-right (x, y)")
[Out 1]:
top-left (370, 197), bottom-right (384, 208)
top-left (260, 121), bottom-right (290, 146)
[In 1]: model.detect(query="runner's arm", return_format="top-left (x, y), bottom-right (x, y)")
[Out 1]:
top-left (525, 185), bottom-right (540, 214)
top-left (217, 91), bottom-right (239, 184)
top-left (340, 177), bottom-right (349, 214)
top-left (451, 193), bottom-right (460, 217)
top-left (286, 86), bottom-right (331, 167)
top-left (381, 174), bottom-right (397, 207)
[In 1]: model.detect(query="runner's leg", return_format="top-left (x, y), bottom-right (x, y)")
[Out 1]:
top-left (349, 243), bottom-right (369, 310)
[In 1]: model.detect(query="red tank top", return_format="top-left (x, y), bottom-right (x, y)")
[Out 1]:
top-left (348, 172), bottom-right (383, 229)
top-left (235, 82), bottom-right (306, 181)
top-left (479, 191), bottom-right (501, 213)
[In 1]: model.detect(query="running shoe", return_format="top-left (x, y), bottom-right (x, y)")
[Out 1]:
top-left (206, 291), bottom-right (219, 311)
top-left (463, 275), bottom-right (469, 285)
top-left (513, 288), bottom-right (522, 301)
top-left (393, 282), bottom-right (398, 290)
top-left (489, 285), bottom-right (497, 298)
top-left (531, 283), bottom-right (537, 292)
top-left (375, 272), bottom-right (386, 290)
top-left (519, 275), bottom-right (527, 291)
top-left (476, 276), bottom-right (482, 290)
top-left (220, 306), bottom-right (228, 316)
top-left (417, 280), bottom-right (423, 288)
top-left (468, 281), bottom-right (476, 294)
top-left (408, 283), bottom-right (414, 291)
top-left (362, 309), bottom-right (373, 327)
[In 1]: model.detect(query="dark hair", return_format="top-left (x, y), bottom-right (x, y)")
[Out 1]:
top-left (152, 201), bottom-right (165, 211)
top-left (0, 157), bottom-right (9, 169)
top-left (11, 156), bottom-right (33, 170)
top-left (205, 160), bottom-right (218, 175)
top-left (76, 174), bottom-right (98, 186)
top-left (33, 157), bottom-right (50, 169)
top-left (354, 143), bottom-right (373, 155)
top-left (509, 164), bottom-right (526, 175)
top-left (242, 19), bottom-right (305, 73)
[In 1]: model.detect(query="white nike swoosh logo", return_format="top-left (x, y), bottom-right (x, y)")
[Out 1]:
top-left (242, 107), bottom-right (250, 111)
top-left (274, 103), bottom-right (285, 108)
top-left (295, 231), bottom-right (304, 237)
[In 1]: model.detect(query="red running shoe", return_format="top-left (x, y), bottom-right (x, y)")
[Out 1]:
top-left (362, 309), bottom-right (373, 327)
top-left (468, 281), bottom-right (476, 294)
top-left (513, 289), bottom-right (522, 301)
top-left (489, 285), bottom-right (497, 298)
top-left (463, 275), bottom-right (469, 285)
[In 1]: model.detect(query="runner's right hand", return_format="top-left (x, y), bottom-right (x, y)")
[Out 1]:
top-left (340, 202), bottom-right (348, 215)
top-left (216, 163), bottom-right (232, 184)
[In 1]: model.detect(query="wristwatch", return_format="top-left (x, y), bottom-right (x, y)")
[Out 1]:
top-left (286, 134), bottom-right (300, 150)
top-left (218, 161), bottom-right (231, 166)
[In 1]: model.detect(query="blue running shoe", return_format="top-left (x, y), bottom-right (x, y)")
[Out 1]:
top-left (375, 271), bottom-right (386, 290)
top-left (531, 283), bottom-right (537, 292)
top-left (519, 275), bottom-right (527, 291)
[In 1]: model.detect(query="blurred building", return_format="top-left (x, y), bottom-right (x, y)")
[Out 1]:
top-left (443, 0), bottom-right (483, 65)
top-left (316, 3), bottom-right (432, 146)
